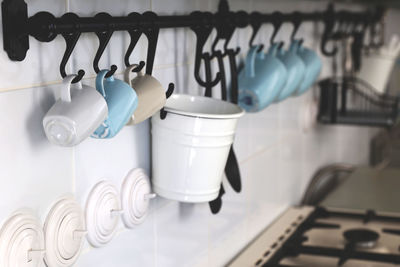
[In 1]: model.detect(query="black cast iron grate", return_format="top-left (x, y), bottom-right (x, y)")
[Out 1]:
top-left (263, 207), bottom-right (400, 267)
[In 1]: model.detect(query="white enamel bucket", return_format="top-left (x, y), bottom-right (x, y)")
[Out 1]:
top-left (151, 94), bottom-right (245, 203)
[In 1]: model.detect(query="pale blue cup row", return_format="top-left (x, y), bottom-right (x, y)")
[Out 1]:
top-left (238, 40), bottom-right (322, 113)
top-left (238, 43), bottom-right (287, 112)
top-left (275, 41), bottom-right (306, 101)
top-left (294, 41), bottom-right (322, 96)
top-left (91, 69), bottom-right (138, 139)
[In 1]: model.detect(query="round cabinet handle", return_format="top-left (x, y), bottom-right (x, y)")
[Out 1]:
top-left (28, 249), bottom-right (46, 263)
top-left (85, 181), bottom-right (121, 247)
top-left (144, 193), bottom-right (156, 200)
top-left (0, 211), bottom-right (45, 267)
top-left (44, 196), bottom-right (86, 267)
top-left (121, 168), bottom-right (154, 228)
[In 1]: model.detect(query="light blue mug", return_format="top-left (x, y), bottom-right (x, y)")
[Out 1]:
top-left (275, 42), bottom-right (306, 102)
top-left (293, 40), bottom-right (322, 96)
top-left (92, 69), bottom-right (138, 139)
top-left (238, 44), bottom-right (287, 112)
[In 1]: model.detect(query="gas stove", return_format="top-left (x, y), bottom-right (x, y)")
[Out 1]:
top-left (229, 207), bottom-right (400, 267)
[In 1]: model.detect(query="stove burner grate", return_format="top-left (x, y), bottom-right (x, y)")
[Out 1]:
top-left (343, 228), bottom-right (380, 249)
top-left (263, 207), bottom-right (400, 267)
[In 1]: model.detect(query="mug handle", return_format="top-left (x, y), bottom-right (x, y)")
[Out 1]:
top-left (124, 64), bottom-right (145, 84)
top-left (95, 69), bottom-right (109, 98)
top-left (245, 45), bottom-right (261, 78)
top-left (289, 39), bottom-right (301, 53)
top-left (268, 42), bottom-right (279, 56)
top-left (60, 75), bottom-right (77, 102)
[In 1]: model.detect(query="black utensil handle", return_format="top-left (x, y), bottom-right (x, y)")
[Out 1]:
top-left (209, 185), bottom-right (225, 214)
top-left (225, 147), bottom-right (242, 192)
top-left (204, 53), bottom-right (213, 97)
top-left (227, 50), bottom-right (239, 104)
top-left (216, 51), bottom-right (228, 101)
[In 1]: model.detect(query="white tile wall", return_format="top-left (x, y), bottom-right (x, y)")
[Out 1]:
top-left (0, 0), bottom-right (395, 266)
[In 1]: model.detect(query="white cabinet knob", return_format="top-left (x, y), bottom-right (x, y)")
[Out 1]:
top-left (0, 211), bottom-right (45, 267)
top-left (85, 181), bottom-right (120, 247)
top-left (121, 168), bottom-right (154, 228)
top-left (44, 196), bottom-right (85, 267)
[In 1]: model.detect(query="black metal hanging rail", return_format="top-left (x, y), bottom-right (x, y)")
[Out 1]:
top-left (3, 0), bottom-right (384, 62)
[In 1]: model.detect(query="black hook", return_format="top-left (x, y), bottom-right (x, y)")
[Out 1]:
top-left (160, 109), bottom-right (167, 120)
top-left (203, 52), bottom-right (214, 97)
top-left (346, 20), bottom-right (357, 38)
top-left (291, 12), bottom-right (302, 41)
top-left (59, 13), bottom-right (85, 83)
top-left (364, 6), bottom-right (385, 49)
top-left (330, 17), bottom-right (344, 40)
top-left (211, 8), bottom-right (241, 57)
top-left (93, 12), bottom-right (117, 78)
top-left (320, 4), bottom-right (338, 57)
top-left (142, 11), bottom-right (160, 75)
top-left (166, 83), bottom-right (175, 98)
top-left (124, 12), bottom-right (145, 73)
top-left (159, 83), bottom-right (175, 120)
top-left (223, 12), bottom-right (245, 56)
top-left (130, 61), bottom-right (146, 73)
top-left (270, 11), bottom-right (283, 45)
top-left (249, 12), bottom-right (262, 48)
top-left (190, 11), bottom-right (221, 88)
top-left (227, 48), bottom-right (240, 104)
top-left (141, 11), bottom-right (175, 120)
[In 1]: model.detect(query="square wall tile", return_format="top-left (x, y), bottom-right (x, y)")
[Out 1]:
top-left (0, 0), bottom-right (67, 91)
top-left (154, 28), bottom-right (196, 67)
top-left (206, 187), bottom-right (248, 267)
top-left (155, 201), bottom-right (210, 267)
top-left (151, 0), bottom-right (199, 13)
top-left (234, 104), bottom-right (280, 163)
top-left (74, 121), bottom-right (151, 206)
top-left (69, 0), bottom-right (150, 14)
top-left (152, 64), bottom-right (202, 96)
top-left (240, 146), bottom-right (282, 206)
top-left (278, 134), bottom-right (304, 205)
top-left (0, 85), bottom-right (73, 223)
top-left (76, 211), bottom-right (156, 267)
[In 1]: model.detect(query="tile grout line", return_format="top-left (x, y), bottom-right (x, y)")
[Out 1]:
top-left (238, 133), bottom-right (294, 165)
top-left (78, 198), bottom-right (174, 258)
top-left (71, 146), bottom-right (76, 195)
top-left (0, 60), bottom-right (195, 93)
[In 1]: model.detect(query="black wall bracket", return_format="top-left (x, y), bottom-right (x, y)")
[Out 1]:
top-left (2, 0), bottom-right (28, 60)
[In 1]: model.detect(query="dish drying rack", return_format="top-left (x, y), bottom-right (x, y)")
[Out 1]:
top-left (318, 76), bottom-right (400, 127)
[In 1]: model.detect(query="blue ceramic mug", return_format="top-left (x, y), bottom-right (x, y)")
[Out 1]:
top-left (238, 44), bottom-right (287, 112)
top-left (92, 70), bottom-right (138, 139)
top-left (293, 40), bottom-right (322, 96)
top-left (275, 42), bottom-right (306, 102)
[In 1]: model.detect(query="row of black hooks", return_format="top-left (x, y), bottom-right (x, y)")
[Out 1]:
top-left (59, 11), bottom-right (165, 84)
top-left (2, 0), bottom-right (385, 88)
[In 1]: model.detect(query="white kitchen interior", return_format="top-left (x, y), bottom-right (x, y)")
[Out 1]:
top-left (0, 0), bottom-right (399, 266)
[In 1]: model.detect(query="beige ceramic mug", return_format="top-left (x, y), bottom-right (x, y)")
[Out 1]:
top-left (124, 64), bottom-right (166, 125)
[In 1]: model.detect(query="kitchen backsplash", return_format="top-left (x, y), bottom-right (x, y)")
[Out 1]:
top-left (0, 0), bottom-right (398, 266)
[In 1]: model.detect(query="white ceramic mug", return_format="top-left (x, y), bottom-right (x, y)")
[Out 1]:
top-left (124, 64), bottom-right (166, 125)
top-left (43, 75), bottom-right (108, 146)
